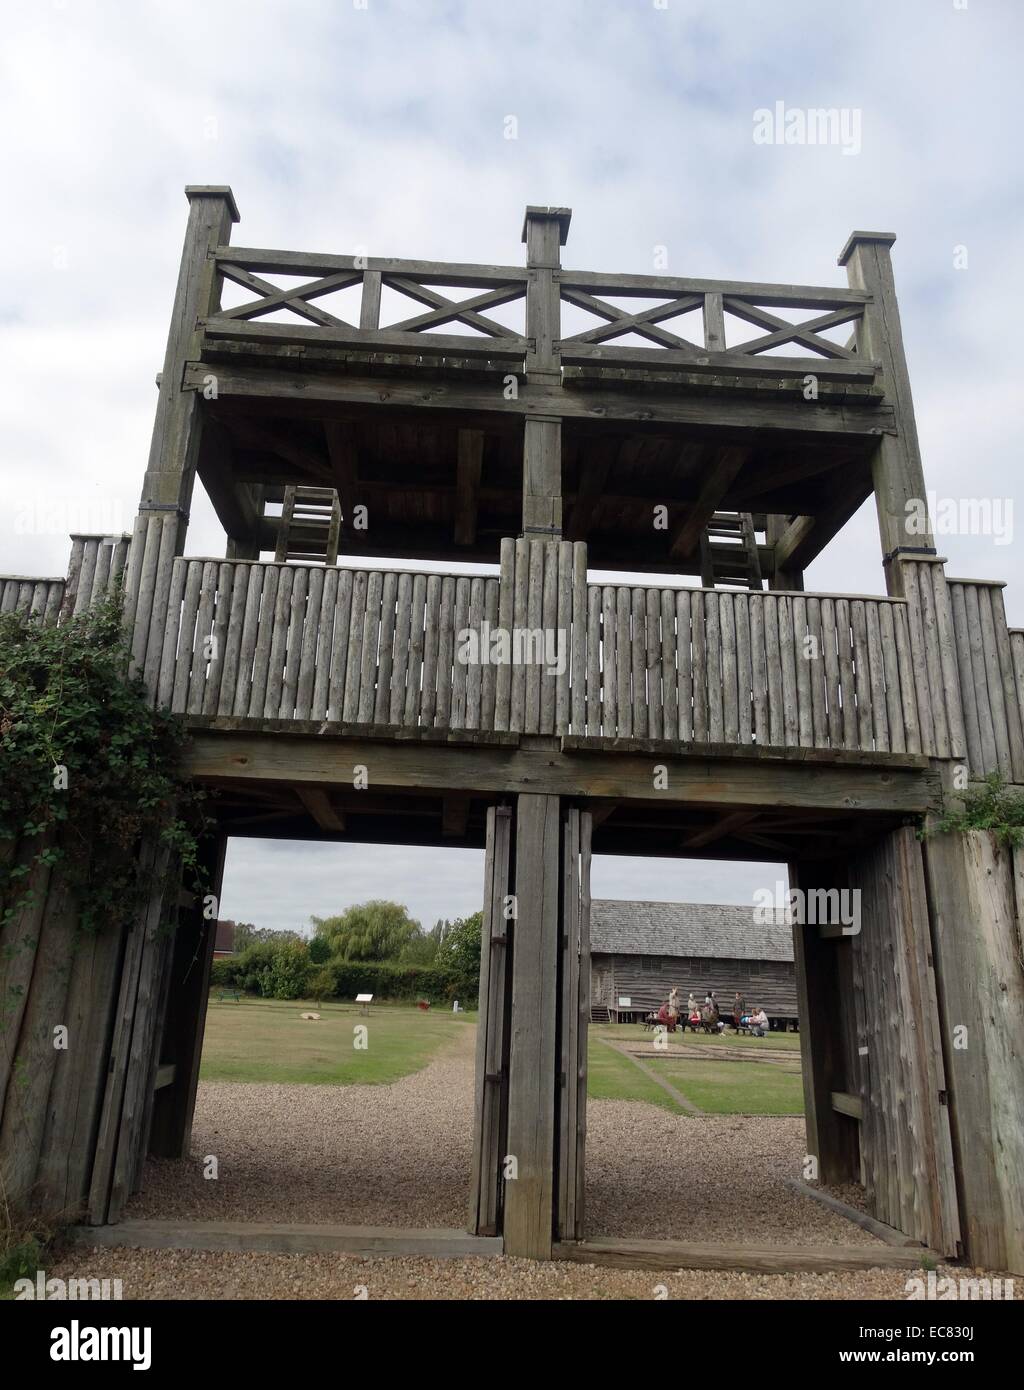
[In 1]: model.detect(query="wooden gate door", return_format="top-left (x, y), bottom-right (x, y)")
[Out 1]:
top-left (849, 827), bottom-right (960, 1255)
top-left (556, 807), bottom-right (591, 1242)
top-left (468, 804), bottom-right (513, 1236)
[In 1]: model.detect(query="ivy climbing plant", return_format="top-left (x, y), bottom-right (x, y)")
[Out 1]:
top-left (0, 594), bottom-right (208, 940)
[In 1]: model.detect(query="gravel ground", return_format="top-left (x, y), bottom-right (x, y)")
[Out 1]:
top-left (50, 1246), bottom-right (990, 1302)
top-left (89, 1024), bottom-right (984, 1300)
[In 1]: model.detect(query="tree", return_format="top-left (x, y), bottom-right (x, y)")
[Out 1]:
top-left (311, 900), bottom-right (421, 961)
top-left (436, 911), bottom-right (483, 988)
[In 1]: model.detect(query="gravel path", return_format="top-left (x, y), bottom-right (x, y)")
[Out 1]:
top-left (89, 1021), bottom-right (970, 1299)
top-left (51, 1246), bottom-right (984, 1302)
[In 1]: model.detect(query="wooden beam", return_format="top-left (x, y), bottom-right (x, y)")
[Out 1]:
top-left (831, 1089), bottom-right (864, 1119)
top-left (773, 466), bottom-right (872, 573)
top-left (669, 445), bottom-right (749, 561)
top-left (153, 1065), bottom-right (177, 1092)
top-left (782, 1178), bottom-right (923, 1246)
top-left (551, 1237), bottom-right (940, 1273)
top-left (183, 726), bottom-right (940, 814)
top-left (323, 421), bottom-right (360, 529)
top-left (454, 430), bottom-right (484, 546)
top-left (227, 416), bottom-right (332, 484)
top-left (566, 437), bottom-right (614, 541)
top-left (681, 809), bottom-right (756, 849)
top-left (441, 796), bottom-right (471, 838)
top-left (295, 786), bottom-right (346, 832)
top-left (185, 362), bottom-right (896, 439)
top-left (69, 1221), bottom-right (503, 1258)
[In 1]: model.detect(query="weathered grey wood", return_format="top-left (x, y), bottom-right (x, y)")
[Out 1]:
top-left (389, 572), bottom-right (413, 725)
top-left (481, 577), bottom-right (500, 731)
top-left (864, 599), bottom-right (889, 752)
top-left (229, 564), bottom-right (264, 717)
top-left (467, 575), bottom-right (485, 730)
top-left (510, 539), bottom-right (529, 732)
top-left (185, 562), bottom-right (217, 715)
top-left (892, 602), bottom-right (921, 755)
top-left (202, 563), bottom-right (235, 717)
top-left (978, 584), bottom-right (1013, 780)
top-left (449, 577), bottom-right (470, 730)
top-left (73, 1220), bottom-right (503, 1258)
top-left (989, 587), bottom-right (1024, 781)
top-left (878, 601), bottom-right (905, 754)
top-left (805, 597), bottom-right (827, 748)
top-left (899, 562), bottom-right (937, 757)
top-left (332, 567), bottom-right (358, 717)
top-left (525, 541), bottom-right (545, 734)
top-left (295, 566), bottom-right (324, 720)
top-left (690, 589), bottom-right (707, 740)
top-left (217, 561), bottom-right (251, 716)
top-left (601, 585), bottom-right (617, 736)
top-left (264, 565), bottom-right (293, 720)
top-left (310, 567), bottom-right (338, 721)
top-left (342, 570), bottom-right (368, 723)
top-left (494, 539), bottom-right (515, 731)
top-left (504, 793), bottom-right (560, 1259)
top-left (434, 576), bottom-right (456, 728)
top-left (357, 570), bottom-right (383, 726)
top-left (540, 546), bottom-right (559, 735)
top-left (835, 598), bottom-right (857, 748)
top-left (749, 592), bottom-right (768, 746)
top-left (630, 588), bottom-right (647, 739)
top-left (792, 596), bottom-right (812, 748)
top-left (155, 558), bottom-right (187, 711)
top-left (170, 562), bottom-right (202, 713)
top-left (782, 1179), bottom-right (925, 1248)
top-left (570, 544), bottom-right (587, 735)
top-left (720, 592), bottom-right (738, 744)
top-left (763, 595), bottom-right (782, 745)
top-left (417, 573), bottom-right (441, 727)
top-left (642, 588), bottom-right (660, 740)
top-left (586, 585), bottom-right (602, 736)
top-left (963, 582), bottom-right (999, 776)
top-left (247, 563), bottom-right (280, 717)
top-left (777, 595), bottom-right (798, 747)
top-left (553, 1238), bottom-right (939, 1274)
top-left (929, 565), bottom-right (967, 761)
top-left (615, 585), bottom-right (632, 738)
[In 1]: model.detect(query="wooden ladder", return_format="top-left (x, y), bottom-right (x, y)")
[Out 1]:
top-left (700, 511), bottom-right (764, 590)
top-left (274, 486), bottom-right (342, 565)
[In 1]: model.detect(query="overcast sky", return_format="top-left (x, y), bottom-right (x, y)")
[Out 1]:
top-left (3, 1), bottom-right (1021, 931)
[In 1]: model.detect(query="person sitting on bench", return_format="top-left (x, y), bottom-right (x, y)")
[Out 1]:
top-left (748, 1006), bottom-right (769, 1037)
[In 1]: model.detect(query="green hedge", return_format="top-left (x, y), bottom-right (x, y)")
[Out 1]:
top-left (209, 945), bottom-right (477, 1004)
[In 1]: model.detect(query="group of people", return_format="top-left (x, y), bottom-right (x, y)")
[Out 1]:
top-left (657, 988), bottom-right (770, 1036)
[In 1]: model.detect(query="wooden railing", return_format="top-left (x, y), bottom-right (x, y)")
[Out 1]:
top-left (578, 583), bottom-right (920, 754)
top-left (158, 556), bottom-right (502, 727)
top-left (200, 245), bottom-right (877, 387)
top-left (154, 547), bottom-right (937, 761)
top-left (0, 535), bottom-right (131, 626)
top-left (947, 577), bottom-right (1024, 782)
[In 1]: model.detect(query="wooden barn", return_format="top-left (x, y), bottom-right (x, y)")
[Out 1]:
top-left (590, 900), bottom-right (797, 1028)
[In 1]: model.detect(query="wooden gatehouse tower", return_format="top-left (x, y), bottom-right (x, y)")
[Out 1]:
top-left (2, 187), bottom-right (1022, 1273)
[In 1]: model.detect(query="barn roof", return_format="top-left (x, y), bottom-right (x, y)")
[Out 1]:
top-left (590, 900), bottom-right (793, 963)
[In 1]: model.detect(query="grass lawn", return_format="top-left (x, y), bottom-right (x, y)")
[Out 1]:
top-left (199, 995), bottom-right (475, 1085)
top-left (586, 1038), bottom-right (686, 1114)
top-left (648, 1056), bottom-right (805, 1115)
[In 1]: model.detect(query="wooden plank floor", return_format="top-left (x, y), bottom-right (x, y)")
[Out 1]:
top-left (70, 1221), bottom-right (503, 1258)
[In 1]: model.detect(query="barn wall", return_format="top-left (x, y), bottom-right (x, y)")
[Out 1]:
top-left (596, 953), bottom-right (797, 1019)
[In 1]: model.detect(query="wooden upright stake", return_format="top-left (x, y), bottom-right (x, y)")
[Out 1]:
top-left (504, 792), bottom-right (561, 1258)
top-left (839, 232), bottom-right (933, 591)
top-left (521, 206), bottom-right (570, 537)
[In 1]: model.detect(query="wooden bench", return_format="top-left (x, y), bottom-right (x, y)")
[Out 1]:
top-left (216, 988), bottom-right (242, 1003)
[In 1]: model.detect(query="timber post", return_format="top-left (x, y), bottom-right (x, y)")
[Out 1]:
top-left (126, 185), bottom-right (239, 683)
top-left (838, 231), bottom-right (934, 591)
top-left (521, 206), bottom-right (570, 538)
